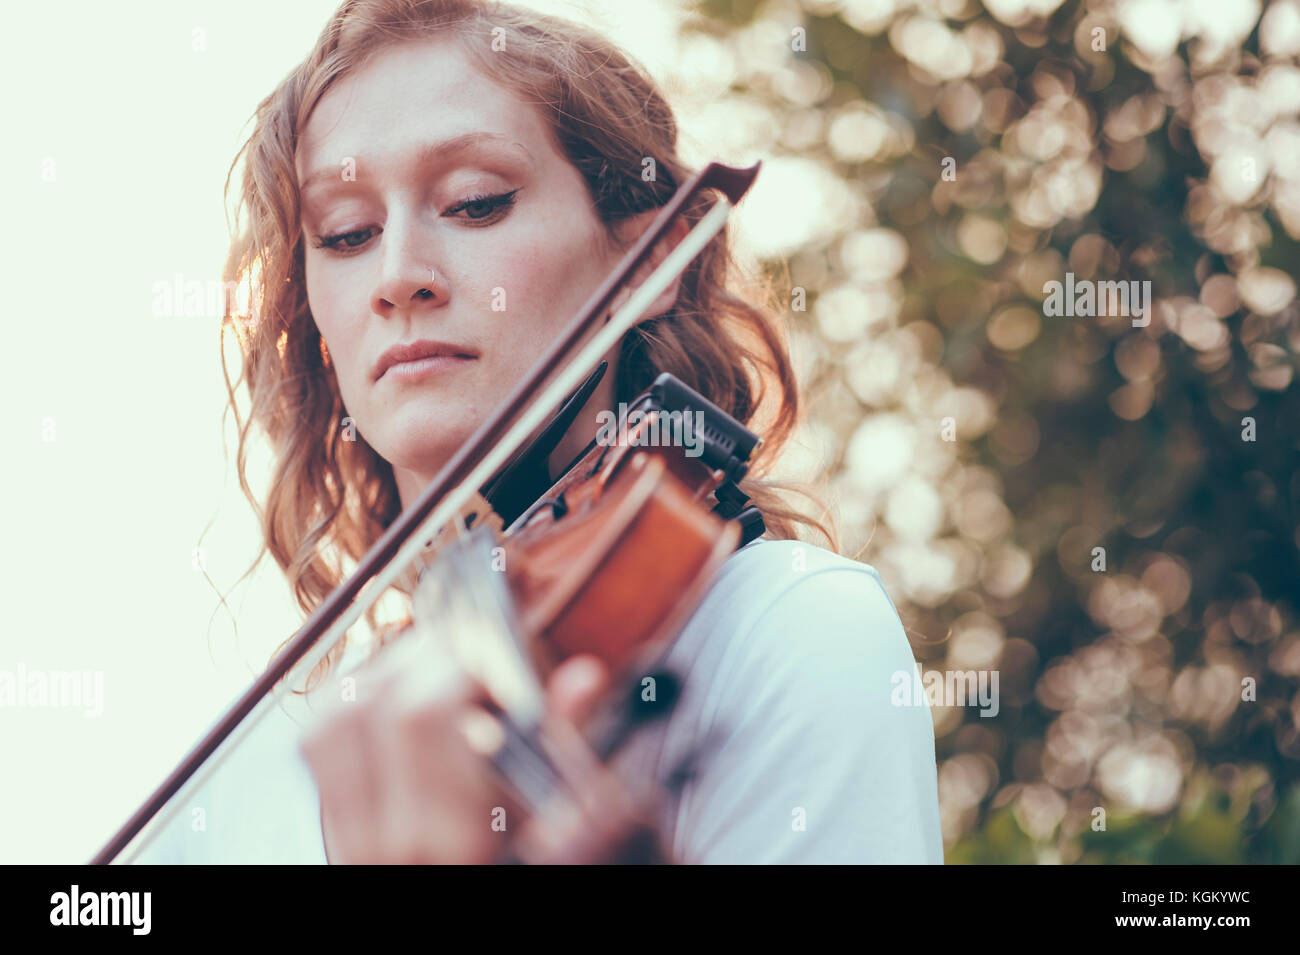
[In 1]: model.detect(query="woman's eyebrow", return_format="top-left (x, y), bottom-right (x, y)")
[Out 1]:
top-left (300, 132), bottom-right (532, 197)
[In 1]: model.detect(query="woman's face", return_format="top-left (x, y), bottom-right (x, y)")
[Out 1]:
top-left (296, 37), bottom-right (663, 507)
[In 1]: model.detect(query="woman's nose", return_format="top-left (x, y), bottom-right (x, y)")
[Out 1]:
top-left (370, 213), bottom-right (447, 316)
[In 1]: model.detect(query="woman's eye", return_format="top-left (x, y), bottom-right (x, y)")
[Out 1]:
top-left (445, 189), bottom-right (520, 224)
top-left (313, 227), bottom-right (376, 254)
top-left (311, 189), bottom-right (519, 255)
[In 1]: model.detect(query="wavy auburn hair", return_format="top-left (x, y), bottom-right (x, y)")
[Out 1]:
top-left (218, 0), bottom-right (836, 682)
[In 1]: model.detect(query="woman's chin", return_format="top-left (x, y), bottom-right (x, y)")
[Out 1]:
top-left (375, 404), bottom-right (477, 477)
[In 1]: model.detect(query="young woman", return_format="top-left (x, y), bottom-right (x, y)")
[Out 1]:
top-left (138, 0), bottom-right (943, 864)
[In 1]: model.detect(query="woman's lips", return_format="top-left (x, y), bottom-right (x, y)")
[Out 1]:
top-left (380, 354), bottom-right (476, 382)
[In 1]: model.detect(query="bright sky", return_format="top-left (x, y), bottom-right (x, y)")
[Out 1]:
top-left (0, 0), bottom-right (793, 865)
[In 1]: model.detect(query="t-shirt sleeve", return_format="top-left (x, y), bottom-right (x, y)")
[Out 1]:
top-left (119, 697), bottom-right (329, 865)
top-left (670, 566), bottom-right (944, 864)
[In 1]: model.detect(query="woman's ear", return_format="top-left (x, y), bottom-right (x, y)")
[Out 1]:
top-left (607, 210), bottom-right (691, 324)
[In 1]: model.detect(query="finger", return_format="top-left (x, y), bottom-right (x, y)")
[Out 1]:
top-left (513, 778), bottom-right (657, 865)
top-left (544, 653), bottom-right (610, 728)
top-left (305, 645), bottom-right (483, 865)
top-left (512, 796), bottom-right (585, 865)
top-left (374, 667), bottom-right (510, 864)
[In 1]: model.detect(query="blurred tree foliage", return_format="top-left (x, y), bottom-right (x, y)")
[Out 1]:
top-left (688, 0), bottom-right (1300, 862)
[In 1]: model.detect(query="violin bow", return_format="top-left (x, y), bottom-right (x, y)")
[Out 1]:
top-left (91, 160), bottom-right (762, 864)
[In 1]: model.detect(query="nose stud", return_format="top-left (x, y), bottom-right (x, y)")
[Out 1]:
top-left (417, 268), bottom-right (437, 300)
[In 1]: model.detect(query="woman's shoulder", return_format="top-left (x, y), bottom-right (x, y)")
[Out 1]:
top-left (709, 536), bottom-right (894, 598)
top-left (664, 536), bottom-right (918, 729)
top-left (648, 537), bottom-right (942, 863)
top-left (132, 684), bottom-right (335, 864)
top-left (674, 537), bottom-right (906, 663)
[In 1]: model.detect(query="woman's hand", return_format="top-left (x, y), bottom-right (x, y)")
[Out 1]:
top-left (508, 655), bottom-right (669, 865)
top-left (299, 635), bottom-right (668, 864)
top-left (299, 631), bottom-right (510, 864)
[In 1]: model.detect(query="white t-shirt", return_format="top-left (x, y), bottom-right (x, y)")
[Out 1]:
top-left (132, 538), bottom-right (943, 864)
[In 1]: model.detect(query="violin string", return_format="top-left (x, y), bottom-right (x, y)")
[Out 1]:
top-left (491, 712), bottom-right (565, 811)
top-left (491, 743), bottom-right (553, 812)
top-left (493, 667), bottom-right (687, 817)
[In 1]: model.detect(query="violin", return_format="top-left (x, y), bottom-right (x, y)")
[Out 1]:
top-left (394, 368), bottom-right (766, 861)
top-left (91, 160), bottom-right (764, 865)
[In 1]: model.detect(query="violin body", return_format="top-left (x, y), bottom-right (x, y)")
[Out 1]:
top-left (411, 372), bottom-right (762, 687)
top-left (509, 448), bottom-right (740, 680)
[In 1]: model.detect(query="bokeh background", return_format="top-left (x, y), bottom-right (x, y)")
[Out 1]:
top-left (697, 0), bottom-right (1299, 863)
top-left (4, 0), bottom-right (1297, 863)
